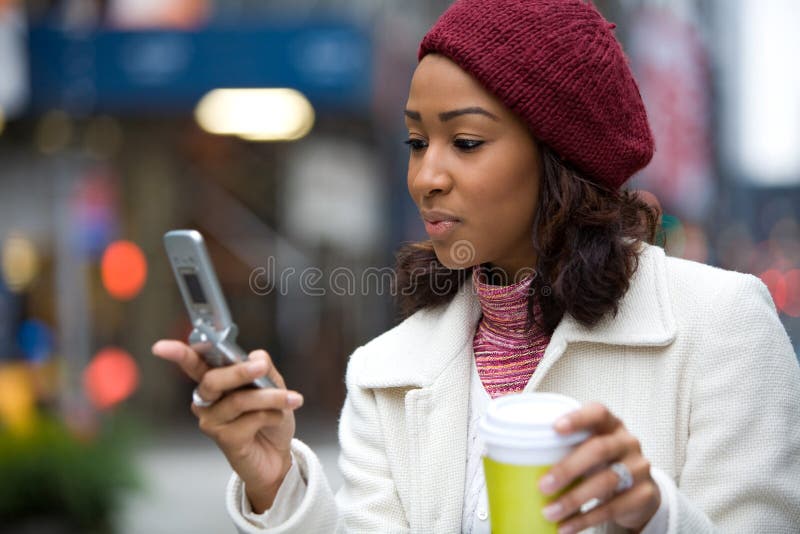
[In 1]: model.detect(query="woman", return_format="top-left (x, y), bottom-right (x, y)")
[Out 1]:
top-left (152, 1), bottom-right (800, 532)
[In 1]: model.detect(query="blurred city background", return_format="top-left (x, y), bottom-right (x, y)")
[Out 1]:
top-left (0, 0), bottom-right (798, 532)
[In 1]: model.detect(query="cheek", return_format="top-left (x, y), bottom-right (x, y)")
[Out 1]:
top-left (461, 164), bottom-right (539, 248)
top-left (406, 160), bottom-right (421, 200)
top-left (470, 168), bottom-right (538, 222)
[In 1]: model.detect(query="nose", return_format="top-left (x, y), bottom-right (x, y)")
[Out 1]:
top-left (409, 147), bottom-right (454, 199)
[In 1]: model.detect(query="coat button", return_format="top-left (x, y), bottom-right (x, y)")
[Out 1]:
top-left (478, 510), bottom-right (488, 521)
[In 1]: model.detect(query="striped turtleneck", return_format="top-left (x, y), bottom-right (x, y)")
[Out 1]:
top-left (471, 267), bottom-right (550, 398)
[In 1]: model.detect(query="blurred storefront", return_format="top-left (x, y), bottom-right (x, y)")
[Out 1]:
top-left (617, 0), bottom-right (800, 333)
top-left (0, 2), bottom-right (421, 529)
top-left (3, 0), bottom-right (385, 425)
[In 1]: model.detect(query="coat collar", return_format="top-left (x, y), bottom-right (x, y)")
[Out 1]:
top-left (356, 243), bottom-right (677, 389)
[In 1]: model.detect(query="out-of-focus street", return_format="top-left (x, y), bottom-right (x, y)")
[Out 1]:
top-left (117, 414), bottom-right (339, 534)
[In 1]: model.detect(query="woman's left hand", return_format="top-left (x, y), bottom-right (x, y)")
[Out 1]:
top-left (538, 402), bottom-right (661, 534)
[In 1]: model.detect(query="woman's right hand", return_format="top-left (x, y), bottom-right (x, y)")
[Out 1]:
top-left (151, 340), bottom-right (304, 513)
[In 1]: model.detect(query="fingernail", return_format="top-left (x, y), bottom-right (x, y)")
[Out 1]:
top-left (558, 525), bottom-right (576, 534)
top-left (248, 349), bottom-right (268, 360)
top-left (287, 392), bottom-right (304, 408)
top-left (539, 473), bottom-right (557, 494)
top-left (542, 502), bottom-right (563, 521)
top-left (554, 417), bottom-right (571, 432)
top-left (246, 360), bottom-right (267, 375)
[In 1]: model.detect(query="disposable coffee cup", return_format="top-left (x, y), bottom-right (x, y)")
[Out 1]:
top-left (479, 392), bottom-right (589, 534)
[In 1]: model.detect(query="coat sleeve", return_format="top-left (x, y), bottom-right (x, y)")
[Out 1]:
top-left (664, 274), bottom-right (800, 533)
top-left (226, 347), bottom-right (410, 533)
top-left (226, 439), bottom-right (336, 533)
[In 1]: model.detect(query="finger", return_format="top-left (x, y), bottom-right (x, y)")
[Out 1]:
top-left (554, 479), bottom-right (659, 534)
top-left (247, 350), bottom-right (286, 389)
top-left (542, 455), bottom-right (650, 522)
top-left (554, 402), bottom-right (621, 435)
top-left (152, 339), bottom-right (210, 382)
top-left (196, 358), bottom-right (270, 403)
top-left (540, 427), bottom-right (634, 495)
top-left (207, 388), bottom-right (304, 425)
top-left (211, 410), bottom-right (287, 450)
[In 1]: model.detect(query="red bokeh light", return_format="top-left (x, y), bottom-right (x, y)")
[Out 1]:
top-left (759, 269), bottom-right (787, 312)
top-left (783, 269), bottom-right (800, 318)
top-left (83, 347), bottom-right (140, 410)
top-left (101, 240), bottom-right (147, 300)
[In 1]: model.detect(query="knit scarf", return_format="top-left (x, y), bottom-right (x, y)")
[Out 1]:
top-left (472, 267), bottom-right (550, 398)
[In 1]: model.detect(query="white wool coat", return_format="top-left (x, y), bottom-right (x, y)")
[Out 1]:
top-left (227, 244), bottom-right (800, 533)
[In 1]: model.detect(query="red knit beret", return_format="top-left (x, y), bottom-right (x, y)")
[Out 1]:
top-left (419, 0), bottom-right (654, 189)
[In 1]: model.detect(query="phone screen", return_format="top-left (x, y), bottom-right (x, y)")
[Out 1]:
top-left (182, 272), bottom-right (208, 304)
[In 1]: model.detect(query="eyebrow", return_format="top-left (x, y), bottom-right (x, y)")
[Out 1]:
top-left (404, 106), bottom-right (499, 122)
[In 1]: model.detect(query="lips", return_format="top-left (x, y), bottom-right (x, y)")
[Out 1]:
top-left (421, 210), bottom-right (461, 238)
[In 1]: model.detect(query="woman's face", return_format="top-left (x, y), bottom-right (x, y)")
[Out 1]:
top-left (405, 54), bottom-right (542, 279)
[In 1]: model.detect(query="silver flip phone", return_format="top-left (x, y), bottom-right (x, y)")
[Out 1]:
top-left (163, 229), bottom-right (275, 389)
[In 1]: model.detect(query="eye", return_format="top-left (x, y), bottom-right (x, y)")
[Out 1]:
top-left (404, 138), bottom-right (428, 152)
top-left (454, 138), bottom-right (484, 152)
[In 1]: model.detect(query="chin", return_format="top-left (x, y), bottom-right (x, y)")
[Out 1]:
top-left (431, 239), bottom-right (480, 270)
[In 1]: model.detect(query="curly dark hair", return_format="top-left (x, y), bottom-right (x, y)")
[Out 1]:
top-left (394, 145), bottom-right (660, 334)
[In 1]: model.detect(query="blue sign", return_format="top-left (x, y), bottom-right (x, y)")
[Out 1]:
top-left (27, 22), bottom-right (372, 114)
top-left (17, 319), bottom-right (54, 363)
top-left (0, 279), bottom-right (21, 361)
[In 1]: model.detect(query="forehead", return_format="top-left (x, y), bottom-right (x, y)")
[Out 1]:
top-left (407, 54), bottom-right (499, 109)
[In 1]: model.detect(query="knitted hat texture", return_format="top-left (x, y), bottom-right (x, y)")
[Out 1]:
top-left (419, 0), bottom-right (654, 189)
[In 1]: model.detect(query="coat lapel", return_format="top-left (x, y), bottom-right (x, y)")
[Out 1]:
top-left (354, 282), bottom-right (483, 530)
top-left (527, 244), bottom-right (677, 391)
top-left (355, 279), bottom-right (483, 389)
top-left (404, 347), bottom-right (472, 531)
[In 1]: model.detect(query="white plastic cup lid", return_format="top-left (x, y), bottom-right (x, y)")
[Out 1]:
top-left (479, 392), bottom-right (590, 451)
